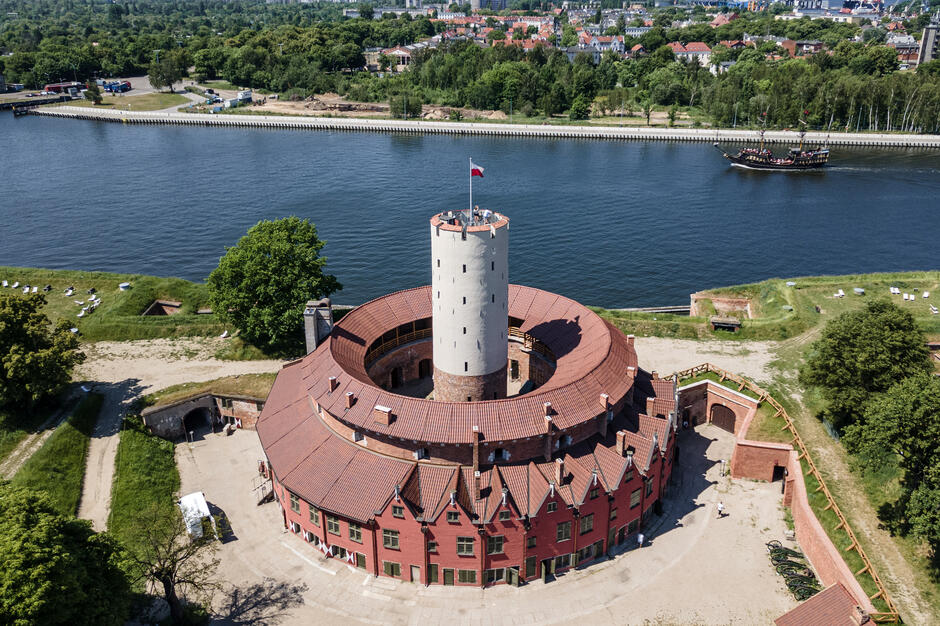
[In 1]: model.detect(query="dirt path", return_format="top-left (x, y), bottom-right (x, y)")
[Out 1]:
top-left (770, 331), bottom-right (933, 624)
top-left (75, 337), bottom-right (285, 531)
top-left (0, 393), bottom-right (80, 479)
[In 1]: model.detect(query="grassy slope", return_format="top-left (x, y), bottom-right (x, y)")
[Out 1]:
top-left (108, 414), bottom-right (180, 552)
top-left (596, 271), bottom-right (940, 341)
top-left (10, 394), bottom-right (103, 516)
top-left (141, 373), bottom-right (277, 409)
top-left (0, 266), bottom-right (224, 341)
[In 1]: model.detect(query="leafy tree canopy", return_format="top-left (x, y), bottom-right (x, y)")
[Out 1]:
top-left (0, 483), bottom-right (132, 625)
top-left (0, 293), bottom-right (85, 412)
top-left (207, 217), bottom-right (341, 353)
top-left (843, 375), bottom-right (940, 552)
top-left (799, 300), bottom-right (931, 430)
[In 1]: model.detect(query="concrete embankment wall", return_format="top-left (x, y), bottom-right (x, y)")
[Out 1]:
top-left (29, 106), bottom-right (940, 148)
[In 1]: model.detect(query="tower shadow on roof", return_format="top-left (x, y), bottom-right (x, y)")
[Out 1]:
top-left (526, 315), bottom-right (582, 359)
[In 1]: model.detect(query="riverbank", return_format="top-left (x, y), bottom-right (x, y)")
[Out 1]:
top-left (29, 105), bottom-right (940, 148)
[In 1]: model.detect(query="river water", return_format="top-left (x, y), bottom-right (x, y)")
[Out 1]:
top-left (2, 114), bottom-right (939, 308)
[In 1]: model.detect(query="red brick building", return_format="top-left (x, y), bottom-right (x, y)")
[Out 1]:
top-left (257, 212), bottom-right (677, 587)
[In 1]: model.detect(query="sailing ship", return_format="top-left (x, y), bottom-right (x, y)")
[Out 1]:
top-left (714, 118), bottom-right (829, 171)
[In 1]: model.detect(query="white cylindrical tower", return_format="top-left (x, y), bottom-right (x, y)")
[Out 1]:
top-left (430, 210), bottom-right (509, 402)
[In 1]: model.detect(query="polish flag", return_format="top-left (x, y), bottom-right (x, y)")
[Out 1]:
top-left (470, 161), bottom-right (485, 178)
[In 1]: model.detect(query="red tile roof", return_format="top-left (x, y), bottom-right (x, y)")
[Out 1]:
top-left (257, 283), bottom-right (680, 526)
top-left (774, 582), bottom-right (867, 626)
top-left (293, 284), bottom-right (636, 446)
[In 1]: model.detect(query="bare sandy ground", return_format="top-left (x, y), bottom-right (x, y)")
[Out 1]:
top-left (74, 337), bottom-right (285, 531)
top-left (635, 337), bottom-right (777, 383)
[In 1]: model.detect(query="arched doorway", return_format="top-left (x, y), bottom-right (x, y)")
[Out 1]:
top-left (418, 359), bottom-right (431, 379)
top-left (182, 407), bottom-right (211, 441)
top-left (710, 404), bottom-right (736, 434)
top-left (390, 366), bottom-right (403, 388)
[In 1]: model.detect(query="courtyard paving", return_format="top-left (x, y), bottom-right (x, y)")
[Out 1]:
top-left (177, 423), bottom-right (798, 625)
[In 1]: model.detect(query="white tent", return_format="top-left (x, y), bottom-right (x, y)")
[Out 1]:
top-left (178, 492), bottom-right (212, 539)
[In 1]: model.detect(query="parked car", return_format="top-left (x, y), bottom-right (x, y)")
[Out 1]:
top-left (205, 88), bottom-right (215, 94)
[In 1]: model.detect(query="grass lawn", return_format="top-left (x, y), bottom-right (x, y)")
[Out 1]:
top-left (140, 373), bottom-right (277, 410)
top-left (0, 266), bottom-right (225, 342)
top-left (108, 414), bottom-right (180, 552)
top-left (10, 394), bottom-right (103, 516)
top-left (800, 458), bottom-right (892, 614)
top-left (745, 401), bottom-right (793, 445)
top-left (60, 92), bottom-right (188, 111)
top-left (0, 403), bottom-right (57, 464)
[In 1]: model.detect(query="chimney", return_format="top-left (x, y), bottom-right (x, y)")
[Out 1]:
top-left (328, 376), bottom-right (338, 392)
top-left (345, 391), bottom-right (356, 409)
top-left (599, 393), bottom-right (610, 409)
top-left (554, 457), bottom-right (565, 486)
top-left (651, 371), bottom-right (659, 380)
top-left (543, 401), bottom-right (552, 417)
top-left (626, 366), bottom-right (636, 378)
top-left (373, 405), bottom-right (393, 425)
top-left (474, 470), bottom-right (481, 500)
top-left (543, 415), bottom-right (553, 461)
top-left (626, 334), bottom-right (635, 347)
top-left (646, 396), bottom-right (655, 416)
top-left (501, 487), bottom-right (508, 507)
top-left (303, 301), bottom-right (319, 355)
top-left (472, 425), bottom-right (480, 475)
top-left (616, 430), bottom-right (627, 456)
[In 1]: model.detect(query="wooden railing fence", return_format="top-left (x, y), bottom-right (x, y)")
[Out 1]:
top-left (673, 363), bottom-right (900, 623)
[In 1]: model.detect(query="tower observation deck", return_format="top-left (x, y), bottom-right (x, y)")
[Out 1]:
top-left (430, 209), bottom-right (509, 402)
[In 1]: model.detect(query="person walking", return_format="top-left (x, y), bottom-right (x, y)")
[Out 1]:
top-left (637, 532), bottom-right (645, 548)
top-left (717, 501), bottom-right (724, 518)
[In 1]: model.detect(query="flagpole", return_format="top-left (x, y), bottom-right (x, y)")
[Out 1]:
top-left (468, 157), bottom-right (472, 222)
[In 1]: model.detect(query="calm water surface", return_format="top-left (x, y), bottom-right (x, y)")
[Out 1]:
top-left (1, 114), bottom-right (939, 308)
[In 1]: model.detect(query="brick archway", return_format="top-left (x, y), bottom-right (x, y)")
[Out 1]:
top-left (710, 404), bottom-right (736, 433)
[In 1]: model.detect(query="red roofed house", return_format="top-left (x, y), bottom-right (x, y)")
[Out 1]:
top-left (670, 41), bottom-right (712, 66)
top-left (710, 13), bottom-right (738, 28)
top-left (258, 210), bottom-right (678, 587)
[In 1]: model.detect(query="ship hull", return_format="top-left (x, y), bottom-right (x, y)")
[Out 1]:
top-left (719, 148), bottom-right (829, 171)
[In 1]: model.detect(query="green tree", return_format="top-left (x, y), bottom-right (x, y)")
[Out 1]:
top-left (0, 293), bottom-right (85, 411)
top-left (358, 3), bottom-right (374, 20)
top-left (84, 82), bottom-right (102, 104)
top-left (642, 99), bottom-right (653, 125)
top-left (0, 484), bottom-right (132, 625)
top-left (390, 92), bottom-right (422, 118)
top-left (800, 300), bottom-right (931, 431)
top-left (148, 57), bottom-right (182, 92)
top-left (843, 375), bottom-right (940, 551)
top-left (569, 94), bottom-right (590, 120)
top-left (124, 505), bottom-right (220, 625)
top-left (207, 217), bottom-right (341, 353)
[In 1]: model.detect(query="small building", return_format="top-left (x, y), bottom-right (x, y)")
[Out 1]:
top-left (179, 492), bottom-right (214, 539)
top-left (710, 316), bottom-right (742, 332)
